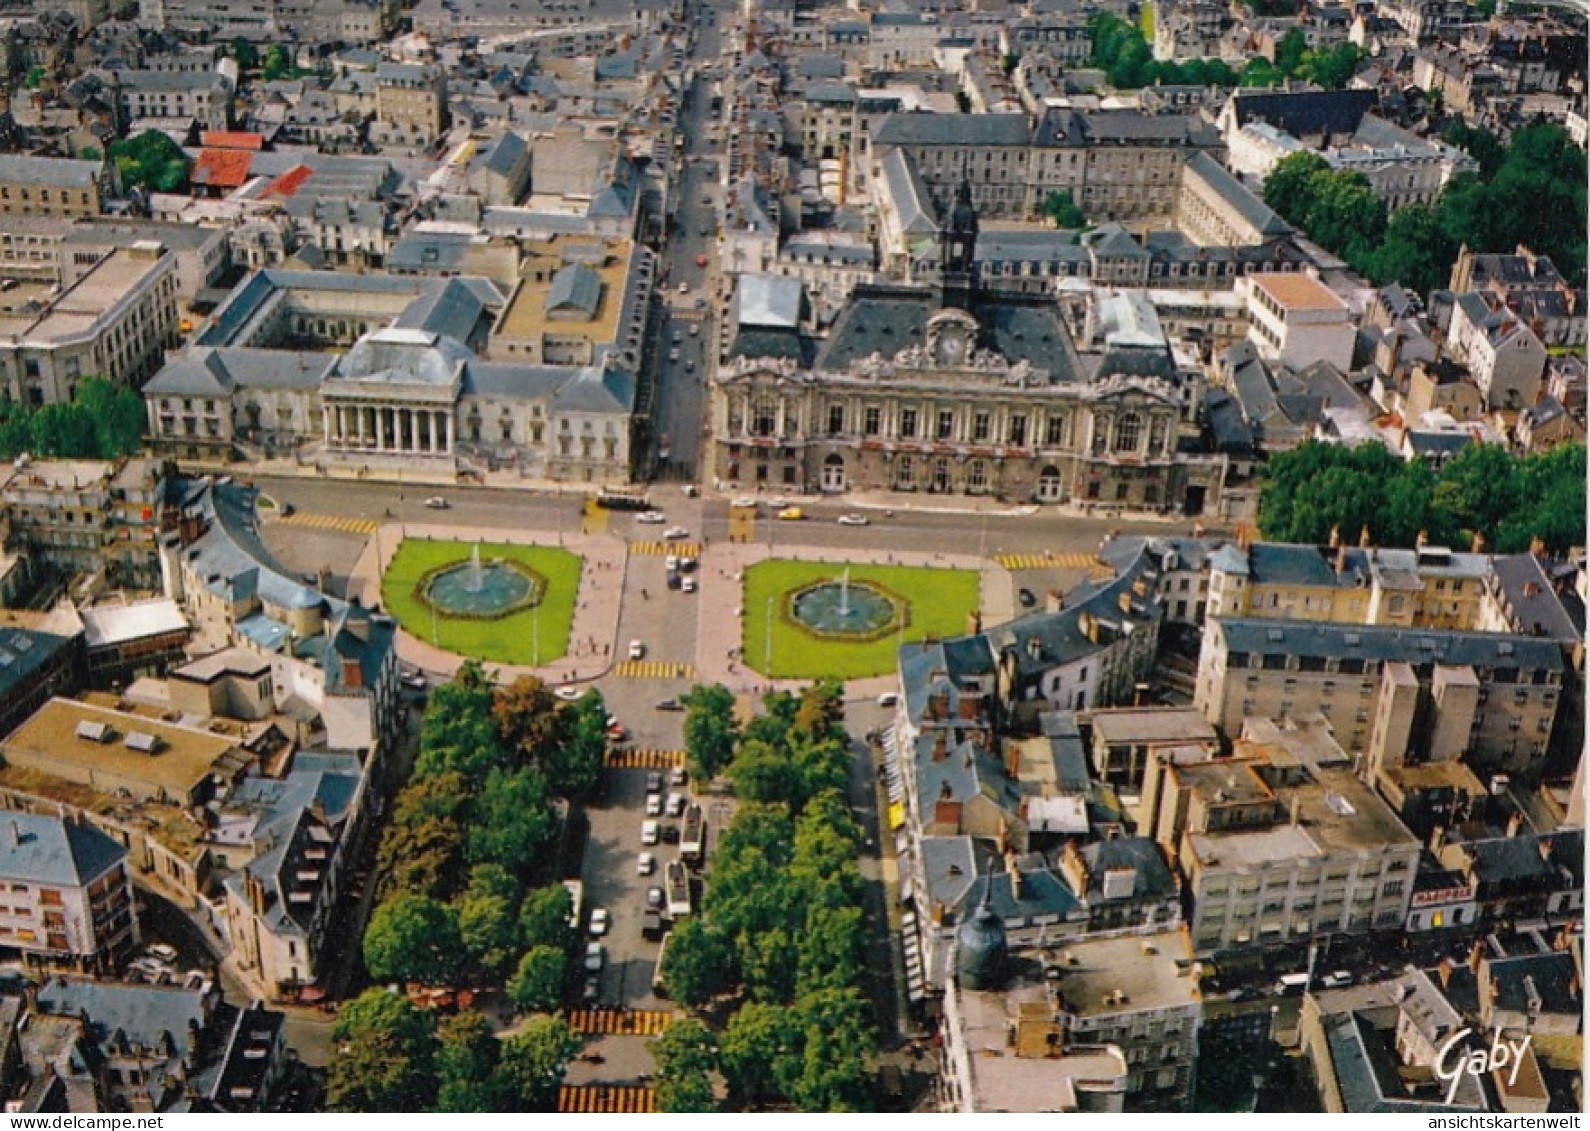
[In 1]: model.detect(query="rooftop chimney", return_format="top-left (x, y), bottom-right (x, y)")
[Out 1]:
top-left (1359, 524), bottom-right (1372, 548)
top-left (1506, 811), bottom-right (1523, 838)
top-left (1335, 542), bottom-right (1348, 575)
top-left (1328, 524), bottom-right (1341, 549)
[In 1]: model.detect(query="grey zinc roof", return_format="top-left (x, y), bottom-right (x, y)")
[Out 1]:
top-left (37, 980), bottom-right (208, 1058)
top-left (0, 814), bottom-right (125, 887)
top-left (1079, 837), bottom-right (1176, 902)
top-left (146, 348), bottom-right (332, 396)
top-left (1212, 617), bottom-right (1565, 672)
top-left (387, 230), bottom-right (475, 273)
top-left (0, 629), bottom-right (72, 708)
top-left (393, 278), bottom-right (495, 344)
top-left (551, 366), bottom-right (634, 414)
top-left (738, 275), bottom-right (803, 329)
top-left (1186, 151), bottom-right (1291, 237)
top-left (879, 149), bottom-right (938, 235)
top-left (545, 263), bottom-right (603, 318)
top-left (332, 330), bottom-right (472, 388)
top-left (480, 131), bottom-right (528, 177)
top-left (872, 111), bottom-right (1032, 148)
top-left (460, 363), bottom-right (569, 398)
top-left (0, 154), bottom-right (100, 189)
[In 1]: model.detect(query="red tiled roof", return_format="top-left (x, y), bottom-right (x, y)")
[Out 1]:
top-left (262, 164), bottom-right (313, 198)
top-left (192, 148), bottom-right (254, 190)
top-left (200, 130), bottom-right (264, 151)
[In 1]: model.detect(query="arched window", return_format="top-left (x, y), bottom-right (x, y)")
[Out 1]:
top-left (895, 456), bottom-right (915, 489)
top-left (931, 458), bottom-right (951, 492)
top-left (966, 460), bottom-right (988, 494)
top-left (1114, 412), bottom-right (1141, 453)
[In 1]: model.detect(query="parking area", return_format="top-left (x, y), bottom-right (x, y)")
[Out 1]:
top-left (578, 762), bottom-right (730, 1013)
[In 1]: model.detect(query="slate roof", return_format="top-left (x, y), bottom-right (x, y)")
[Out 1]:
top-left (144, 348), bottom-right (333, 396)
top-left (37, 980), bottom-right (208, 1058)
top-left (545, 263), bottom-right (602, 317)
top-left (0, 629), bottom-right (73, 708)
top-left (1485, 952), bottom-right (1581, 1019)
top-left (873, 111), bottom-right (1032, 147)
top-left (387, 231), bottom-right (475, 273)
top-left (878, 148), bottom-right (938, 235)
top-left (738, 275), bottom-right (803, 329)
top-left (1185, 151), bottom-right (1291, 237)
top-left (551, 366), bottom-right (635, 413)
top-left (1212, 617), bottom-right (1565, 671)
top-left (1079, 837), bottom-right (1177, 902)
top-left (0, 155), bottom-right (100, 189)
top-left (0, 814), bottom-right (125, 887)
top-left (1227, 88), bottom-right (1376, 136)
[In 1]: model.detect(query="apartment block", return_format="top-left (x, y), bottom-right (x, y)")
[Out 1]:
top-left (0, 155), bottom-right (107, 221)
top-left (0, 812), bottom-right (135, 973)
top-left (1239, 273), bottom-right (1356, 372)
top-left (1195, 618), bottom-right (1564, 779)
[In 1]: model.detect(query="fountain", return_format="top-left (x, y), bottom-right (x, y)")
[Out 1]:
top-left (420, 547), bottom-right (544, 620)
top-left (789, 571), bottom-right (899, 639)
top-left (466, 543), bottom-right (485, 593)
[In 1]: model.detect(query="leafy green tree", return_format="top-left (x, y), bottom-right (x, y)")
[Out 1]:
top-left (651, 1018), bottom-right (719, 1112)
top-left (109, 130), bottom-right (190, 193)
top-left (553, 690), bottom-right (609, 800)
top-left (23, 66), bottom-right (46, 90)
top-left (455, 887), bottom-right (521, 979)
top-left (720, 1001), bottom-right (800, 1103)
top-left (328, 989), bottom-right (438, 1112)
top-left (375, 773), bottom-right (469, 901)
top-left (416, 662), bottom-right (508, 784)
top-left (1274, 28), bottom-right (1307, 75)
top-left (465, 766), bottom-right (557, 875)
top-left (508, 945), bottom-right (567, 1012)
top-left (26, 403), bottom-right (98, 458)
top-left (433, 1010), bottom-right (500, 1113)
top-left (681, 683), bottom-right (738, 783)
top-left (74, 378), bottom-right (146, 457)
top-left (1442, 120), bottom-right (1506, 180)
top-left (790, 737), bottom-right (850, 810)
top-left (795, 904), bottom-right (865, 998)
top-left (1368, 202), bottom-right (1456, 296)
top-left (1299, 43), bottom-right (1361, 89)
top-left (231, 38), bottom-right (260, 69)
top-left (661, 917), bottom-right (735, 1007)
top-left (1262, 151), bottom-right (1331, 226)
top-left (493, 1016), bottom-right (582, 1111)
top-left (363, 895), bottom-right (464, 986)
top-left (787, 987), bottom-right (874, 1112)
top-left (1042, 190), bottom-right (1085, 229)
top-left (518, 884), bottom-right (575, 952)
top-left (1432, 442), bottom-right (1520, 546)
top-left (492, 675), bottom-right (566, 768)
top-left (727, 738), bottom-right (801, 807)
top-left (264, 44), bottom-right (292, 81)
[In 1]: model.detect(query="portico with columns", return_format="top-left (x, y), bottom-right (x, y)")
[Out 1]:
top-left (321, 400), bottom-right (457, 457)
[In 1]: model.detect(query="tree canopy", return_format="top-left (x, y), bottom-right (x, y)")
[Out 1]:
top-left (0, 378), bottom-right (146, 462)
top-left (109, 130), bottom-right (190, 194)
top-left (1258, 439), bottom-right (1586, 554)
top-left (362, 895), bottom-right (464, 987)
top-left (328, 990), bottom-right (438, 1113)
top-left (681, 683), bottom-right (738, 783)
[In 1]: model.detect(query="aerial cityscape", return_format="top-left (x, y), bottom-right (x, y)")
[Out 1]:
top-left (0, 0), bottom-right (1576, 1115)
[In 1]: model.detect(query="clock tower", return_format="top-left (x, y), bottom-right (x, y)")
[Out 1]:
top-left (941, 173), bottom-right (979, 312)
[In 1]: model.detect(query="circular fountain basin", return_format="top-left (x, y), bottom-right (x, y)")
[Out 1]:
top-left (421, 559), bottom-right (543, 619)
top-left (789, 579), bottom-right (898, 638)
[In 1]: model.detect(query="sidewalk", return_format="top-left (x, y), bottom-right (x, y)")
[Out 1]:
top-left (348, 522), bottom-right (630, 688)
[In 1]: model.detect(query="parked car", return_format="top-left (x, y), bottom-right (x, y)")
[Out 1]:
top-left (730, 496), bottom-right (758, 509)
top-left (637, 511), bottom-right (667, 524)
top-left (588, 908), bottom-right (609, 936)
top-left (641, 820), bottom-right (660, 845)
top-left (646, 887), bottom-right (665, 910)
top-left (1018, 588), bottom-right (1037, 608)
top-left (669, 766), bottom-right (688, 787)
top-left (665, 793), bottom-right (687, 818)
top-left (424, 496), bottom-right (449, 509)
top-left (646, 771), bottom-right (664, 793)
top-left (660, 824), bottom-right (681, 844)
top-left (837, 513), bottom-right (869, 526)
top-left (628, 640), bottom-right (646, 659)
top-left (682, 576), bottom-right (697, 593)
top-left (663, 526), bottom-right (690, 540)
top-left (583, 975), bottom-right (600, 1002)
top-left (637, 852), bottom-right (656, 876)
top-left (778, 507), bottom-right (804, 520)
top-left (656, 697), bottom-right (684, 712)
top-left (555, 685), bottom-right (582, 701)
top-left (689, 323), bottom-right (700, 337)
top-left (584, 942), bottom-right (604, 972)
top-left (646, 793), bottom-right (663, 817)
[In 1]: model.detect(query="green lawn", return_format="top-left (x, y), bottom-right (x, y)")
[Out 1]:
top-left (742, 560), bottom-right (980, 680)
top-left (380, 540), bottom-right (581, 665)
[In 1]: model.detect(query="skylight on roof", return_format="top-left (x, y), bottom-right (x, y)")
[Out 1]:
top-left (125, 731), bottom-right (160, 753)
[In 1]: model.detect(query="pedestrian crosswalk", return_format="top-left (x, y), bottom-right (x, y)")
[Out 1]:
top-left (567, 1009), bottom-right (674, 1037)
top-left (995, 551), bottom-right (1097, 571)
top-left (632, 541), bottom-right (702, 558)
top-left (604, 748), bottom-right (687, 770)
top-left (558, 1086), bottom-right (657, 1113)
top-left (271, 512), bottom-right (379, 536)
top-left (613, 660), bottom-right (697, 680)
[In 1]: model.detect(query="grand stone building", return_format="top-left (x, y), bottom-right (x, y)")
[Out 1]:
top-left (711, 183), bottom-right (1227, 514)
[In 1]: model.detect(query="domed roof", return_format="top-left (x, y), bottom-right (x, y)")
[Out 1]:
top-left (335, 328), bottom-right (474, 387)
top-left (956, 901), bottom-right (1008, 991)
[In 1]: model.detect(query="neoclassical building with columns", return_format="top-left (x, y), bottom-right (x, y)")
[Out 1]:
top-left (144, 269), bottom-right (641, 484)
top-left (711, 186), bottom-right (1228, 514)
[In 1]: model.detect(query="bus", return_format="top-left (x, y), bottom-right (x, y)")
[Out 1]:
top-left (652, 929), bottom-right (672, 997)
top-left (681, 804), bottom-right (705, 864)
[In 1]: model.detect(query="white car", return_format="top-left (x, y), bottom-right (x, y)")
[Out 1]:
top-left (589, 907), bottom-right (610, 936)
top-left (584, 942), bottom-right (604, 972)
top-left (766, 496), bottom-right (790, 508)
top-left (646, 793), bottom-right (663, 817)
top-left (641, 820), bottom-right (660, 845)
top-left (424, 496), bottom-right (449, 509)
top-left (682, 576), bottom-right (697, 593)
top-left (665, 554), bottom-right (679, 571)
top-left (730, 496), bottom-right (758, 510)
top-left (637, 511), bottom-right (667, 524)
top-left (637, 852), bottom-right (656, 876)
top-left (628, 640), bottom-right (645, 660)
top-left (663, 526), bottom-right (690, 540)
top-left (555, 685), bottom-right (582, 701)
top-left (666, 793), bottom-right (688, 818)
top-left (677, 282), bottom-right (689, 294)
top-left (837, 513), bottom-right (870, 526)
top-left (689, 323), bottom-right (700, 337)
top-left (669, 348), bottom-right (681, 363)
